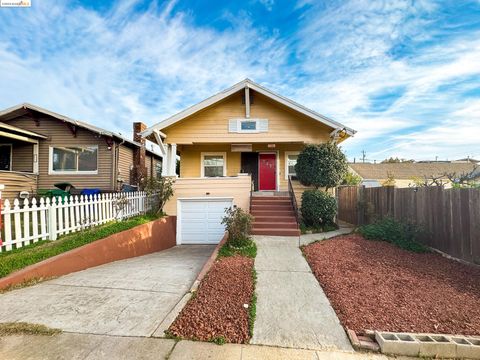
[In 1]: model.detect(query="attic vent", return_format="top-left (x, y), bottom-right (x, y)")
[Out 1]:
top-left (228, 118), bottom-right (268, 133)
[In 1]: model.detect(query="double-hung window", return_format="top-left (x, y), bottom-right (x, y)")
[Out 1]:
top-left (201, 152), bottom-right (226, 177)
top-left (285, 152), bottom-right (299, 179)
top-left (49, 145), bottom-right (98, 174)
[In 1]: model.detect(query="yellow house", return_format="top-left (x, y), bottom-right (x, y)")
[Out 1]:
top-left (142, 79), bottom-right (355, 244)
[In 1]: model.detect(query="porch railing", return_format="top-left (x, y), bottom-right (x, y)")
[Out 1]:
top-left (288, 175), bottom-right (300, 228)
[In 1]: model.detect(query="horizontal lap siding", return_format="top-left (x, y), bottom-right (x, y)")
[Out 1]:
top-left (0, 171), bottom-right (37, 200)
top-left (163, 91), bottom-right (332, 144)
top-left (11, 142), bottom-right (34, 172)
top-left (164, 176), bottom-right (251, 216)
top-left (118, 145), bottom-right (133, 184)
top-left (6, 117), bottom-right (114, 191)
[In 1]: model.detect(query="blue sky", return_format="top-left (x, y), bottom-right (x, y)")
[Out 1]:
top-left (0, 0), bottom-right (479, 162)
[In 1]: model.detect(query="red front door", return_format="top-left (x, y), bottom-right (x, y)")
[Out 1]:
top-left (259, 153), bottom-right (276, 190)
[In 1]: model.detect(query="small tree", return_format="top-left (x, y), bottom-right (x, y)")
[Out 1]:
top-left (142, 176), bottom-right (175, 215)
top-left (295, 143), bottom-right (348, 190)
top-left (342, 172), bottom-right (362, 186)
top-left (382, 172), bottom-right (396, 187)
top-left (221, 207), bottom-right (253, 248)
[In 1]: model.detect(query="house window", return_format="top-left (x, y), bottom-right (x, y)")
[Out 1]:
top-left (241, 120), bottom-right (257, 131)
top-left (228, 118), bottom-right (269, 133)
top-left (155, 162), bottom-right (162, 178)
top-left (49, 145), bottom-right (98, 174)
top-left (285, 152), bottom-right (299, 179)
top-left (201, 152), bottom-right (226, 177)
top-left (0, 144), bottom-right (12, 171)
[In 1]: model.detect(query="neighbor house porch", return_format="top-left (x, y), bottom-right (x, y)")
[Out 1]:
top-left (0, 122), bottom-right (44, 200)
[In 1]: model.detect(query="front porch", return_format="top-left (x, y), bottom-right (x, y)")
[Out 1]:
top-left (0, 122), bottom-right (44, 200)
top-left (162, 142), bottom-right (303, 192)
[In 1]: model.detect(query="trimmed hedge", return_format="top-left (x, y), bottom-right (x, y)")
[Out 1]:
top-left (301, 190), bottom-right (337, 227)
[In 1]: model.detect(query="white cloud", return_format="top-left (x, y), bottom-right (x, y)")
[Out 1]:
top-left (0, 0), bottom-right (478, 162)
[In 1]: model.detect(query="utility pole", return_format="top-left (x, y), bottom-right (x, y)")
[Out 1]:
top-left (361, 150), bottom-right (366, 163)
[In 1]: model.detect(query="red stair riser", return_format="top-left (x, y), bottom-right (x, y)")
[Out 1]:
top-left (251, 205), bottom-right (293, 211)
top-left (252, 216), bottom-right (297, 222)
top-left (250, 196), bottom-right (290, 200)
top-left (251, 229), bottom-right (301, 236)
top-left (253, 222), bottom-right (298, 229)
top-left (251, 210), bottom-right (294, 215)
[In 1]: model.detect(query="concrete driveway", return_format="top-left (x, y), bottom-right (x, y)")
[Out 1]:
top-left (0, 245), bottom-right (214, 337)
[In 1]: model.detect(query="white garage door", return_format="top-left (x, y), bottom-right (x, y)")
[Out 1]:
top-left (178, 198), bottom-right (233, 244)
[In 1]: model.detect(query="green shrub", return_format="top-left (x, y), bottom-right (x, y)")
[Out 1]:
top-left (359, 217), bottom-right (427, 253)
top-left (295, 143), bottom-right (348, 190)
top-left (301, 190), bottom-right (337, 227)
top-left (221, 207), bottom-right (254, 248)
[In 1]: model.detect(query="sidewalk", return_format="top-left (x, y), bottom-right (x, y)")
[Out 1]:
top-left (251, 235), bottom-right (353, 351)
top-left (0, 333), bottom-right (391, 359)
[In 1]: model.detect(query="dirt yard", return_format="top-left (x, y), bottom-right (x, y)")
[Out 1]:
top-left (168, 256), bottom-right (254, 343)
top-left (303, 234), bottom-right (480, 336)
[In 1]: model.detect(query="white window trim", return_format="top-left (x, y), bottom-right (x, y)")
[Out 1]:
top-left (200, 152), bottom-right (227, 177)
top-left (284, 151), bottom-right (300, 180)
top-left (229, 118), bottom-right (268, 133)
top-left (238, 119), bottom-right (259, 133)
top-left (0, 144), bottom-right (13, 171)
top-left (48, 145), bottom-right (99, 175)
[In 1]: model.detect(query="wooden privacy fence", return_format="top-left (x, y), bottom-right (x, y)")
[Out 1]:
top-left (337, 186), bottom-right (480, 265)
top-left (0, 192), bottom-right (159, 252)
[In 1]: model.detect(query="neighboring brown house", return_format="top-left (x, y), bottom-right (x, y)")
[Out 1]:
top-left (0, 103), bottom-right (163, 200)
top-left (349, 162), bottom-right (478, 188)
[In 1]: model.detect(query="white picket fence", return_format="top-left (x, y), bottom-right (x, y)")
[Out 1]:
top-left (0, 192), bottom-right (159, 252)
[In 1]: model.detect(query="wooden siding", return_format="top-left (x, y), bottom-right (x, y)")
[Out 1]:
top-left (11, 142), bottom-right (34, 172)
top-left (163, 91), bottom-right (332, 144)
top-left (163, 175), bottom-right (251, 216)
top-left (178, 143), bottom-right (304, 191)
top-left (6, 116), bottom-right (115, 191)
top-left (0, 171), bottom-right (37, 200)
top-left (118, 145), bottom-right (133, 184)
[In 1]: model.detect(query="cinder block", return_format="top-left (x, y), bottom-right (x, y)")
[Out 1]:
top-left (375, 332), bottom-right (419, 357)
top-left (453, 337), bottom-right (480, 359)
top-left (416, 334), bottom-right (455, 358)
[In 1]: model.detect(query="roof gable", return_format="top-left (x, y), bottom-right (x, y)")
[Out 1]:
top-left (141, 79), bottom-right (356, 137)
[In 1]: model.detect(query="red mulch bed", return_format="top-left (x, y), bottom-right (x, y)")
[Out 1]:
top-left (168, 256), bottom-right (254, 343)
top-left (303, 234), bottom-right (480, 336)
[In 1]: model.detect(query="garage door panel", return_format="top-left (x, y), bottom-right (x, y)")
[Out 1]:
top-left (179, 199), bottom-right (232, 245)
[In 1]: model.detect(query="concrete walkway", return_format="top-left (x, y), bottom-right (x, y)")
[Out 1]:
top-left (251, 235), bottom-right (353, 351)
top-left (0, 245), bottom-right (214, 337)
top-left (0, 334), bottom-right (395, 359)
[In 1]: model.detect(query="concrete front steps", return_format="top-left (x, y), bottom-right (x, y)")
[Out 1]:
top-left (250, 195), bottom-right (300, 236)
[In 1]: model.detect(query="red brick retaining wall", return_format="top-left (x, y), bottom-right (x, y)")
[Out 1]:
top-left (0, 216), bottom-right (177, 290)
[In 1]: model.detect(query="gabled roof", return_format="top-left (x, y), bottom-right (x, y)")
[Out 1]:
top-left (0, 103), bottom-right (142, 148)
top-left (349, 162), bottom-right (478, 180)
top-left (141, 78), bottom-right (356, 137)
top-left (0, 121), bottom-right (48, 139)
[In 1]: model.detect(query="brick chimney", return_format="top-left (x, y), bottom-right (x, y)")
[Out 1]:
top-left (132, 122), bottom-right (147, 186)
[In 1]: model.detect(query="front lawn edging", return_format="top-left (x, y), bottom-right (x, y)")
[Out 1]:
top-left (0, 216), bottom-right (176, 290)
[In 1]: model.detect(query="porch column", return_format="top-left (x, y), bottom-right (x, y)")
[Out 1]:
top-left (169, 143), bottom-right (177, 176)
top-left (162, 145), bottom-right (171, 177)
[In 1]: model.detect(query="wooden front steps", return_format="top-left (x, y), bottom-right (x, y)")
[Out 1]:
top-left (250, 195), bottom-right (300, 236)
